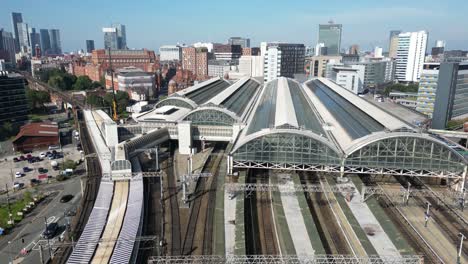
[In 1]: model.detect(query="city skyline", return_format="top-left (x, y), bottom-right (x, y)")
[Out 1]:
top-left (1, 0), bottom-right (467, 52)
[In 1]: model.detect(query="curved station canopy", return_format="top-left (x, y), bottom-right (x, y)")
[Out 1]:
top-left (230, 77), bottom-right (467, 178)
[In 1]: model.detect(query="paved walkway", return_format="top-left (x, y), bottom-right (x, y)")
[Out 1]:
top-left (337, 181), bottom-right (400, 257)
top-left (278, 174), bottom-right (314, 256)
top-left (224, 190), bottom-right (237, 255)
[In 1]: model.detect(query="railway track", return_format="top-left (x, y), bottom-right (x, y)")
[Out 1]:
top-left (244, 169), bottom-right (279, 255)
top-left (360, 176), bottom-right (444, 264)
top-left (299, 172), bottom-right (352, 255)
top-left (401, 177), bottom-right (468, 259)
top-left (137, 158), bottom-right (164, 262)
top-left (51, 110), bottom-right (102, 264)
top-left (166, 155), bottom-right (181, 255)
top-left (182, 144), bottom-right (225, 255)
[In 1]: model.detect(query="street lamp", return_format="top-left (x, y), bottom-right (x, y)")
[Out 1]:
top-left (458, 233), bottom-right (466, 264)
top-left (424, 202), bottom-right (431, 227)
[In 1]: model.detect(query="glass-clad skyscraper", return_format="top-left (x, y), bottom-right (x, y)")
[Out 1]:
top-left (318, 22), bottom-right (342, 55)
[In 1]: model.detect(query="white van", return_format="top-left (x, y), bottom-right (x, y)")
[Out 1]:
top-left (48, 145), bottom-right (60, 151)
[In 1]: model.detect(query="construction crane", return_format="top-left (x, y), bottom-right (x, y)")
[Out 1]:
top-left (107, 47), bottom-right (119, 121)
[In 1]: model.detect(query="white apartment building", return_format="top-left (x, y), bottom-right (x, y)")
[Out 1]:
top-left (329, 65), bottom-right (365, 94)
top-left (263, 46), bottom-right (281, 82)
top-left (159, 45), bottom-right (182, 61)
top-left (395, 31), bottom-right (428, 82)
top-left (238, 56), bottom-right (264, 78)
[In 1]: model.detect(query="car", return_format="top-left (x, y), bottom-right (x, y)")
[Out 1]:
top-left (13, 157), bottom-right (20, 162)
top-left (19, 155), bottom-right (26, 161)
top-left (65, 208), bottom-right (76, 217)
top-left (30, 179), bottom-right (40, 185)
top-left (26, 154), bottom-right (32, 159)
top-left (48, 145), bottom-right (60, 151)
top-left (13, 182), bottom-right (25, 190)
top-left (39, 152), bottom-right (46, 158)
top-left (15, 171), bottom-right (23, 178)
top-left (60, 194), bottom-right (74, 203)
top-left (41, 222), bottom-right (58, 239)
top-left (38, 167), bottom-right (48, 173)
top-left (23, 167), bottom-right (31, 172)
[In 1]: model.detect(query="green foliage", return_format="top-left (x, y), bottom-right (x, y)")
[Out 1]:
top-left (86, 94), bottom-right (105, 107)
top-left (0, 191), bottom-right (34, 227)
top-left (87, 91), bottom-right (129, 117)
top-left (73, 76), bottom-right (93, 90)
top-left (26, 89), bottom-right (51, 110)
top-left (61, 159), bottom-right (77, 170)
top-left (383, 83), bottom-right (419, 96)
top-left (0, 122), bottom-right (19, 141)
top-left (41, 69), bottom-right (77, 91)
top-left (56, 174), bottom-right (67, 181)
top-left (92, 81), bottom-right (102, 89)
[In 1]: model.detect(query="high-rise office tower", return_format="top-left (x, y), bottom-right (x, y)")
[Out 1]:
top-left (40, 29), bottom-right (51, 55)
top-left (29, 28), bottom-right (41, 57)
top-left (16, 22), bottom-right (30, 53)
top-left (103, 27), bottom-right (118, 50)
top-left (112, 23), bottom-right (127, 49)
top-left (431, 40), bottom-right (446, 56)
top-left (49, 29), bottom-right (62, 54)
top-left (0, 29), bottom-right (16, 65)
top-left (318, 22), bottom-right (342, 55)
top-left (86, 40), bottom-right (95, 53)
top-left (11, 12), bottom-right (23, 52)
top-left (228, 37), bottom-right (250, 48)
top-left (388, 30), bottom-right (401, 58)
top-left (395, 31), bottom-right (428, 82)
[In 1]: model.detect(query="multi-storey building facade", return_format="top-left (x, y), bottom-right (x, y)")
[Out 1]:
top-left (432, 62), bottom-right (468, 129)
top-left (159, 45), bottom-right (182, 61)
top-left (0, 72), bottom-right (28, 124)
top-left (0, 29), bottom-right (16, 66)
top-left (70, 49), bottom-right (158, 82)
top-left (213, 44), bottom-right (242, 61)
top-left (416, 63), bottom-right (440, 117)
top-left (263, 43), bottom-right (305, 82)
top-left (318, 22), bottom-right (342, 55)
top-left (29, 28), bottom-right (41, 57)
top-left (388, 30), bottom-right (401, 58)
top-left (182, 47), bottom-right (208, 79)
top-left (307, 55), bottom-right (342, 78)
top-left (228, 37), bottom-right (250, 48)
top-left (49, 29), bottom-right (62, 55)
top-left (40, 29), bottom-right (51, 55)
top-left (11, 12), bottom-right (23, 52)
top-left (86, 40), bottom-right (95, 53)
top-left (395, 31), bottom-right (428, 82)
top-left (17, 22), bottom-right (30, 54)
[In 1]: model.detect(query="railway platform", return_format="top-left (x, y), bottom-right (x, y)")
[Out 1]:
top-left (277, 173), bottom-right (315, 256)
top-left (336, 179), bottom-right (400, 257)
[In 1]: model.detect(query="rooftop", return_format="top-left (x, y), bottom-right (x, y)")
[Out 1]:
top-left (12, 122), bottom-right (59, 142)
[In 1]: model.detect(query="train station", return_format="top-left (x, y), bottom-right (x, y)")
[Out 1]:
top-left (59, 76), bottom-right (467, 263)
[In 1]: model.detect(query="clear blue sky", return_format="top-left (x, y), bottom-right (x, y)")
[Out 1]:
top-left (1, 0), bottom-right (467, 52)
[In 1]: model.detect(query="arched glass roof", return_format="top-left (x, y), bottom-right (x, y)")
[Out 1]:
top-left (344, 133), bottom-right (467, 173)
top-left (232, 130), bottom-right (342, 166)
top-left (182, 106), bottom-right (240, 126)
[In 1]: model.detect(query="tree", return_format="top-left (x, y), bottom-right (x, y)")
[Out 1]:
top-left (73, 76), bottom-right (93, 90)
top-left (92, 81), bottom-right (102, 89)
top-left (26, 89), bottom-right (51, 110)
top-left (48, 75), bottom-right (66, 90)
top-left (86, 94), bottom-right (104, 107)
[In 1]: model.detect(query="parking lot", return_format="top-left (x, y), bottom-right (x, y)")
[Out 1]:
top-left (0, 141), bottom-right (83, 191)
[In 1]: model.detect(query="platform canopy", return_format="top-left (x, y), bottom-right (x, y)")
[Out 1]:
top-left (231, 77), bottom-right (468, 178)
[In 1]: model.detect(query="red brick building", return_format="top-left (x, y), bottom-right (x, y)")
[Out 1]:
top-left (70, 49), bottom-right (159, 82)
top-left (182, 47), bottom-right (208, 80)
top-left (12, 122), bottom-right (59, 152)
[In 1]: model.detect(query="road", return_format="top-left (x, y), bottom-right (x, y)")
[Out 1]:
top-left (0, 176), bottom-right (82, 264)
